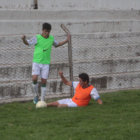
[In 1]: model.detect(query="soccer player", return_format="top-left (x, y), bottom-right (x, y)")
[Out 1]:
top-left (21, 23), bottom-right (70, 104)
top-left (47, 71), bottom-right (103, 107)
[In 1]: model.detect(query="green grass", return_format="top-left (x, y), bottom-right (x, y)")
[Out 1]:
top-left (0, 90), bottom-right (140, 140)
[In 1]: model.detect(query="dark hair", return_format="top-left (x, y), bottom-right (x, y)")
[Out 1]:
top-left (42, 23), bottom-right (51, 31)
top-left (79, 73), bottom-right (89, 83)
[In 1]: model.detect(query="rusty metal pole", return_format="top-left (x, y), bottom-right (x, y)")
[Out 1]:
top-left (60, 24), bottom-right (74, 97)
top-left (34, 0), bottom-right (38, 9)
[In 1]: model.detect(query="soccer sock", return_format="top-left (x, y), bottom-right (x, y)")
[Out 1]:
top-left (32, 82), bottom-right (39, 97)
top-left (41, 85), bottom-right (46, 101)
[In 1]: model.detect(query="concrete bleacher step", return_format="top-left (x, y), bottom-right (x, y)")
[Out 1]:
top-left (73, 57), bottom-right (140, 76)
top-left (0, 57), bottom-right (140, 82)
top-left (1, 42), bottom-right (139, 65)
top-left (0, 0), bottom-right (140, 11)
top-left (0, 63), bottom-right (69, 82)
top-left (0, 79), bottom-right (71, 101)
top-left (0, 71), bottom-right (140, 102)
top-left (0, 46), bottom-right (69, 65)
top-left (0, 9), bottom-right (140, 36)
top-left (0, 9), bottom-right (140, 20)
top-left (0, 0), bottom-right (33, 10)
top-left (72, 33), bottom-right (140, 60)
top-left (0, 32), bottom-right (140, 64)
top-left (90, 71), bottom-right (140, 90)
top-left (0, 20), bottom-right (140, 35)
top-left (38, 0), bottom-right (140, 11)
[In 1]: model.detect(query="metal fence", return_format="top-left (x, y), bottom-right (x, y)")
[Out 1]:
top-left (0, 31), bottom-right (71, 102)
top-left (71, 32), bottom-right (140, 92)
top-left (1, 25), bottom-right (140, 103)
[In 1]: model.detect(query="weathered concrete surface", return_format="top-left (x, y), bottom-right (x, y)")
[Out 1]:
top-left (0, 0), bottom-right (140, 10)
top-left (0, 79), bottom-right (71, 99)
top-left (1, 33), bottom-right (140, 65)
top-left (73, 44), bottom-right (140, 61)
top-left (38, 0), bottom-right (140, 10)
top-left (1, 58), bottom-right (140, 82)
top-left (90, 72), bottom-right (140, 90)
top-left (0, 72), bottom-right (140, 102)
top-left (73, 58), bottom-right (140, 76)
top-left (0, 0), bottom-right (34, 9)
top-left (0, 45), bottom-right (68, 65)
top-left (1, 20), bottom-right (140, 35)
top-left (72, 34), bottom-right (140, 61)
top-left (0, 63), bottom-right (70, 82)
top-left (0, 10), bottom-right (140, 20)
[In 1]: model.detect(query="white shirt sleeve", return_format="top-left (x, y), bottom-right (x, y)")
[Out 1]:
top-left (90, 88), bottom-right (100, 101)
top-left (72, 81), bottom-right (79, 95)
top-left (72, 81), bottom-right (79, 89)
top-left (27, 36), bottom-right (37, 46)
top-left (53, 40), bottom-right (59, 47)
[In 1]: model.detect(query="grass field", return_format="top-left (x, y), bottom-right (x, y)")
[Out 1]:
top-left (0, 90), bottom-right (140, 140)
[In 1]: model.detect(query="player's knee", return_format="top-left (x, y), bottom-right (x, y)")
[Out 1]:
top-left (41, 78), bottom-right (47, 84)
top-left (58, 104), bottom-right (68, 108)
top-left (47, 102), bottom-right (59, 107)
top-left (32, 75), bottom-right (38, 81)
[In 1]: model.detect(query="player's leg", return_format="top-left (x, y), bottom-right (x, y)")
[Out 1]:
top-left (47, 101), bottom-right (59, 107)
top-left (47, 101), bottom-right (68, 107)
top-left (47, 99), bottom-right (77, 108)
top-left (40, 64), bottom-right (49, 101)
top-left (41, 78), bottom-right (47, 101)
top-left (57, 104), bottom-right (68, 108)
top-left (32, 75), bottom-right (39, 104)
top-left (56, 98), bottom-right (77, 108)
top-left (32, 63), bottom-right (40, 104)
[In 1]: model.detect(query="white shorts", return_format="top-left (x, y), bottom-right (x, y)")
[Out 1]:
top-left (57, 98), bottom-right (78, 107)
top-left (32, 62), bottom-right (49, 79)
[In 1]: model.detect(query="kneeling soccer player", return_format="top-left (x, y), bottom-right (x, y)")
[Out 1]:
top-left (47, 71), bottom-right (103, 107)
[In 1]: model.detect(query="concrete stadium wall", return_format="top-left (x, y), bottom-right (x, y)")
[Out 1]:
top-left (0, 0), bottom-right (140, 10)
top-left (39, 0), bottom-right (140, 10)
top-left (1, 20), bottom-right (140, 35)
top-left (1, 10), bottom-right (140, 20)
top-left (0, 0), bottom-right (34, 9)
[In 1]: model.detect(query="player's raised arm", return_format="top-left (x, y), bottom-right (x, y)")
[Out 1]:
top-left (58, 71), bottom-right (72, 86)
top-left (21, 35), bottom-right (29, 45)
top-left (55, 33), bottom-right (70, 47)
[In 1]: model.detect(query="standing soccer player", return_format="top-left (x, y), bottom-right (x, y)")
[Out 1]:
top-left (22, 23), bottom-right (70, 104)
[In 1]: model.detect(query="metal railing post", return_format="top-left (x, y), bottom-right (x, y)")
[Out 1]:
top-left (61, 24), bottom-right (74, 97)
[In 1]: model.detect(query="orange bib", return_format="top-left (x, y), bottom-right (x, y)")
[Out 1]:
top-left (72, 83), bottom-right (94, 106)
